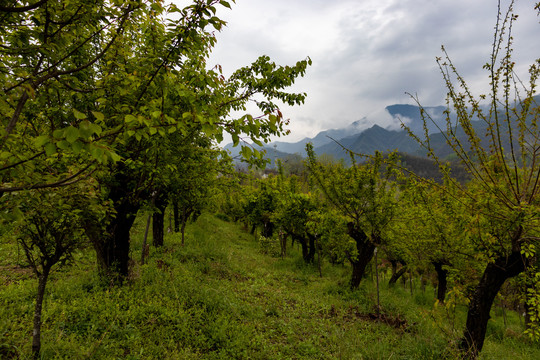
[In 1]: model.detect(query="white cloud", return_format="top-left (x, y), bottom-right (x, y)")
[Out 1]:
top-left (200, 0), bottom-right (540, 143)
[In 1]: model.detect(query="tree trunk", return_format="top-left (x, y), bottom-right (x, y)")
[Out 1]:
top-left (261, 220), bottom-right (274, 238)
top-left (308, 234), bottom-right (316, 264)
top-left (140, 214), bottom-right (152, 265)
top-left (389, 260), bottom-right (407, 286)
top-left (459, 250), bottom-right (525, 358)
top-left (32, 266), bottom-right (51, 359)
top-left (181, 220), bottom-right (187, 246)
top-left (279, 231), bottom-right (287, 258)
top-left (152, 193), bottom-right (168, 247)
top-left (433, 261), bottom-right (449, 303)
top-left (91, 181), bottom-right (140, 281)
top-left (348, 223), bottom-right (376, 289)
top-left (292, 233), bottom-right (313, 263)
top-left (173, 201), bottom-right (180, 233)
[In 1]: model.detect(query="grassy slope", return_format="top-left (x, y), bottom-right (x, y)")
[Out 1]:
top-left (0, 213), bottom-right (538, 359)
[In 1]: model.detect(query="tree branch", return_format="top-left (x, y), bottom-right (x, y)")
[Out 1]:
top-left (0, 0), bottom-right (48, 13)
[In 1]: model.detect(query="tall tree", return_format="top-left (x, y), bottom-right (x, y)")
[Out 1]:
top-left (408, 1), bottom-right (540, 356)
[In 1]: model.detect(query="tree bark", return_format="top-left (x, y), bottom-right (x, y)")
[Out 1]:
top-left (32, 266), bottom-right (51, 359)
top-left (348, 223), bottom-right (376, 289)
top-left (388, 260), bottom-right (407, 286)
top-left (292, 233), bottom-right (314, 263)
top-left (433, 261), bottom-right (449, 303)
top-left (181, 219), bottom-right (187, 246)
top-left (152, 192), bottom-right (168, 247)
top-left (173, 201), bottom-right (180, 233)
top-left (459, 250), bottom-right (525, 358)
top-left (140, 214), bottom-right (151, 265)
top-left (261, 219), bottom-right (274, 238)
top-left (91, 177), bottom-right (141, 281)
top-left (308, 234), bottom-right (316, 264)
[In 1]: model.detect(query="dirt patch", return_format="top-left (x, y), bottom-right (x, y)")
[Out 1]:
top-left (326, 304), bottom-right (412, 332)
top-left (0, 264), bottom-right (34, 285)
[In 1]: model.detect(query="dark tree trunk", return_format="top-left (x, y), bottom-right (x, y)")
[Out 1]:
top-left (179, 207), bottom-right (194, 246)
top-left (296, 234), bottom-right (309, 262)
top-left (32, 266), bottom-right (51, 359)
top-left (389, 265), bottom-right (408, 286)
top-left (140, 214), bottom-right (151, 265)
top-left (388, 259), bottom-right (407, 286)
top-left (433, 261), bottom-right (449, 303)
top-left (460, 250), bottom-right (525, 358)
top-left (347, 223), bottom-right (376, 289)
top-left (91, 178), bottom-right (141, 281)
top-left (279, 231), bottom-right (287, 258)
top-left (173, 201), bottom-right (180, 233)
top-left (261, 220), bottom-right (274, 238)
top-left (308, 234), bottom-right (316, 263)
top-left (292, 233), bottom-right (314, 263)
top-left (181, 219), bottom-right (187, 246)
top-left (152, 192), bottom-right (168, 247)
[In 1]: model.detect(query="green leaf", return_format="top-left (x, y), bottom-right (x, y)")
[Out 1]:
top-left (44, 142), bottom-right (56, 156)
top-left (73, 109), bottom-right (87, 120)
top-left (125, 114), bottom-right (137, 123)
top-left (219, 0), bottom-right (232, 9)
top-left (53, 129), bottom-right (64, 139)
top-left (89, 123), bottom-right (102, 136)
top-left (34, 135), bottom-right (49, 147)
top-left (91, 111), bottom-right (105, 121)
top-left (71, 140), bottom-right (83, 154)
top-left (57, 140), bottom-right (71, 150)
top-left (65, 126), bottom-right (80, 143)
top-left (108, 151), bottom-right (122, 162)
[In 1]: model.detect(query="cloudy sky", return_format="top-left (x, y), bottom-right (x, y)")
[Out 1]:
top-left (206, 0), bottom-right (539, 142)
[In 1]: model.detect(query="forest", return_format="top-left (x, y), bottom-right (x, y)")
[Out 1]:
top-left (1, 0), bottom-right (539, 359)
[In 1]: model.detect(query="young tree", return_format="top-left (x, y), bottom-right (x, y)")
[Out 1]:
top-left (5, 183), bottom-right (104, 358)
top-left (274, 191), bottom-right (319, 263)
top-left (306, 145), bottom-right (398, 288)
top-left (389, 179), bottom-right (472, 303)
top-left (409, 2), bottom-right (540, 356)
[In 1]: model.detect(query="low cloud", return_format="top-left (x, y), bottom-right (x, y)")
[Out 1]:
top-left (206, 0), bottom-right (539, 143)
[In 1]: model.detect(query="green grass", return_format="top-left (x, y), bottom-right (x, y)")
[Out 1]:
top-left (1, 213), bottom-right (538, 359)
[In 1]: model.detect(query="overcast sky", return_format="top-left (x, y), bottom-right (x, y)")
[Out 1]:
top-left (205, 0), bottom-right (539, 142)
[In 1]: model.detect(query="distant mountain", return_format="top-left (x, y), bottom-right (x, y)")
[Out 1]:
top-left (385, 104), bottom-right (447, 135)
top-left (268, 104), bottom-right (446, 156)
top-left (223, 142), bottom-right (293, 168)
top-left (222, 95), bottom-right (539, 167)
top-left (270, 118), bottom-right (370, 154)
top-left (313, 124), bottom-right (422, 161)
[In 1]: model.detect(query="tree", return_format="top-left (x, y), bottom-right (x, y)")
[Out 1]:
top-left (4, 182), bottom-right (104, 358)
top-left (408, 1), bottom-right (540, 356)
top-left (169, 142), bottom-right (224, 246)
top-left (84, 10), bottom-right (310, 280)
top-left (306, 145), bottom-right (398, 288)
top-left (274, 191), bottom-right (319, 263)
top-left (388, 179), bottom-right (472, 303)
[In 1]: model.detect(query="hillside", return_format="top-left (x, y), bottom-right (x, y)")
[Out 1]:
top-left (1, 213), bottom-right (537, 359)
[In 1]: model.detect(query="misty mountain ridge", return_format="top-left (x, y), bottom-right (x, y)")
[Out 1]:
top-left (266, 103), bottom-right (447, 156)
top-left (224, 95), bottom-right (538, 166)
top-left (223, 102), bottom-right (446, 163)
